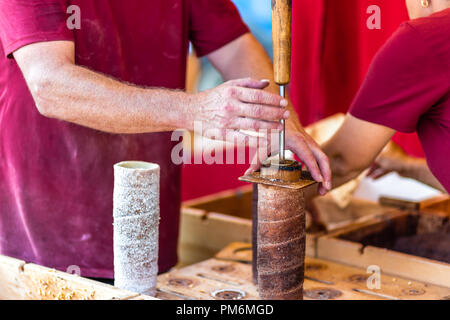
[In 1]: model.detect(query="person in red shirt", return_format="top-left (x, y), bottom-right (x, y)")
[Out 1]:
top-left (0, 1), bottom-right (331, 280)
top-left (320, 0), bottom-right (449, 193)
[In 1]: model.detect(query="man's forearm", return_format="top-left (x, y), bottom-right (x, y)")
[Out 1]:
top-left (28, 63), bottom-right (189, 134)
top-left (15, 40), bottom-right (290, 140)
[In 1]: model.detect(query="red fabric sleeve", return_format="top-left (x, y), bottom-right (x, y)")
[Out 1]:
top-left (0, 0), bottom-right (73, 58)
top-left (188, 0), bottom-right (249, 57)
top-left (349, 23), bottom-right (447, 133)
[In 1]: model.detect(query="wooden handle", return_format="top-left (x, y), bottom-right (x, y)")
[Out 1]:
top-left (272, 0), bottom-right (292, 86)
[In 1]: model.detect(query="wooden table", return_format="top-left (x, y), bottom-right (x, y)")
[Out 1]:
top-left (157, 242), bottom-right (450, 300)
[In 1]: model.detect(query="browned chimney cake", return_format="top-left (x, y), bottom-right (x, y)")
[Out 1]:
top-left (240, 159), bottom-right (316, 300)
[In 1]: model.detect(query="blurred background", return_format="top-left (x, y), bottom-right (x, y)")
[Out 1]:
top-left (196, 0), bottom-right (273, 92)
top-left (181, 0), bottom-right (423, 201)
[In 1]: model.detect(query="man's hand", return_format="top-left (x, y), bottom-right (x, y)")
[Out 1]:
top-left (184, 78), bottom-right (289, 140)
top-left (286, 128), bottom-right (332, 195)
top-left (245, 125), bottom-right (332, 195)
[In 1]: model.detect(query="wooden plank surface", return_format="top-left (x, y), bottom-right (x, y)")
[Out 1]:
top-left (311, 195), bottom-right (395, 231)
top-left (317, 206), bottom-right (450, 288)
top-left (0, 255), bottom-right (26, 300)
top-left (0, 254), bottom-right (156, 300)
top-left (317, 236), bottom-right (450, 288)
top-left (158, 242), bottom-right (450, 300)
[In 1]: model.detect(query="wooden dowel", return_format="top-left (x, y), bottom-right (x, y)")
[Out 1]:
top-left (272, 0), bottom-right (292, 85)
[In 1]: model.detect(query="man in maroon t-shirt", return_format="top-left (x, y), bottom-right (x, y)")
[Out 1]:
top-left (0, 1), bottom-right (331, 279)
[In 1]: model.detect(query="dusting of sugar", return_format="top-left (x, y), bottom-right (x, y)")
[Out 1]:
top-left (113, 161), bottom-right (160, 296)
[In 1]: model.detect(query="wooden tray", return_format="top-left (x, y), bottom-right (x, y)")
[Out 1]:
top-left (317, 197), bottom-right (450, 288)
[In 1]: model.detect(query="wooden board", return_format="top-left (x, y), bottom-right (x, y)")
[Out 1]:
top-left (157, 242), bottom-right (450, 300)
top-left (317, 237), bottom-right (450, 289)
top-left (311, 193), bottom-right (394, 231)
top-left (317, 206), bottom-right (450, 288)
top-left (0, 254), bottom-right (156, 300)
top-left (379, 194), bottom-right (449, 212)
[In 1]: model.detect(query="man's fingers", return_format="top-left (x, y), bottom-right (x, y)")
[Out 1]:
top-left (308, 140), bottom-right (332, 190)
top-left (228, 117), bottom-right (282, 131)
top-left (246, 141), bottom-right (271, 175)
top-left (366, 163), bottom-right (379, 178)
top-left (246, 155), bottom-right (262, 175)
top-left (212, 113), bottom-right (282, 131)
top-left (228, 78), bottom-right (270, 89)
top-left (233, 102), bottom-right (289, 122)
top-left (235, 87), bottom-right (288, 108)
top-left (367, 164), bottom-right (391, 180)
top-left (318, 184), bottom-right (328, 196)
top-left (291, 139), bottom-right (324, 183)
top-left (201, 126), bottom-right (262, 148)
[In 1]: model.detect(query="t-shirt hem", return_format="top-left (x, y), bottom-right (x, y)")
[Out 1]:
top-left (4, 33), bottom-right (74, 59)
top-left (195, 25), bottom-right (250, 58)
top-left (349, 109), bottom-right (416, 134)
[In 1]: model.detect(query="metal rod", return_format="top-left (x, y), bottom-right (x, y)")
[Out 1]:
top-left (279, 85), bottom-right (286, 162)
top-left (252, 183), bottom-right (258, 284)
